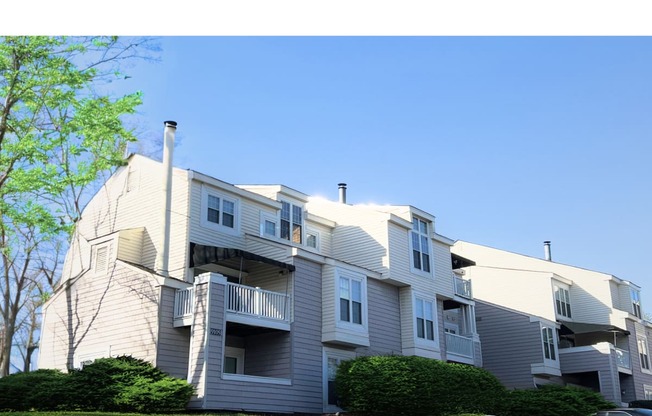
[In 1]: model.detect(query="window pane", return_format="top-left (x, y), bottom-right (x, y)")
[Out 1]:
top-left (280, 220), bottom-right (290, 240)
top-left (207, 208), bottom-right (219, 224)
top-left (340, 278), bottom-right (350, 299)
top-left (281, 201), bottom-right (290, 220)
top-left (425, 301), bottom-right (433, 320)
top-left (340, 298), bottom-right (350, 322)
top-left (413, 250), bottom-right (421, 270)
top-left (426, 320), bottom-right (434, 340)
top-left (352, 301), bottom-right (362, 324)
top-left (265, 220), bottom-right (276, 236)
top-left (292, 205), bottom-right (302, 224)
top-left (223, 199), bottom-right (234, 214)
top-left (417, 317), bottom-right (425, 338)
top-left (224, 356), bottom-right (237, 374)
top-left (422, 253), bottom-right (430, 272)
top-left (412, 217), bottom-right (419, 231)
top-left (292, 224), bottom-right (302, 243)
top-left (223, 212), bottom-right (234, 228)
top-left (352, 280), bottom-right (362, 302)
top-left (307, 233), bottom-right (317, 248)
top-left (419, 220), bottom-right (427, 234)
top-left (416, 299), bottom-right (424, 318)
top-left (208, 195), bottom-right (220, 209)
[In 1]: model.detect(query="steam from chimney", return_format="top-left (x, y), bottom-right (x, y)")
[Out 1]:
top-left (338, 183), bottom-right (347, 204)
top-left (156, 120), bottom-right (177, 276)
top-left (544, 241), bottom-right (552, 261)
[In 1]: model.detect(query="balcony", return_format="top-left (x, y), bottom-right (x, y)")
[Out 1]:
top-left (454, 276), bottom-right (472, 298)
top-left (445, 332), bottom-right (480, 366)
top-left (559, 342), bottom-right (632, 375)
top-left (174, 283), bottom-right (291, 329)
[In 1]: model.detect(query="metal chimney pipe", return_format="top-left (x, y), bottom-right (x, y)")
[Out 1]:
top-left (338, 183), bottom-right (347, 204)
top-left (543, 241), bottom-right (552, 261)
top-left (156, 120), bottom-right (177, 276)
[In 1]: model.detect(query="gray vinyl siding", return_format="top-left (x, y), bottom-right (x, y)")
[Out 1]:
top-left (433, 240), bottom-right (455, 298)
top-left (39, 259), bottom-right (161, 371)
top-left (627, 319), bottom-right (652, 400)
top-left (357, 278), bottom-right (402, 356)
top-left (475, 301), bottom-right (544, 390)
top-left (156, 286), bottom-right (190, 379)
top-left (559, 346), bottom-right (620, 403)
top-left (199, 259), bottom-right (323, 414)
top-left (244, 332), bottom-right (291, 377)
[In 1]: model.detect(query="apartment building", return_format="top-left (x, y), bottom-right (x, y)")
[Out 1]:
top-left (451, 240), bottom-right (652, 405)
top-left (38, 124), bottom-right (481, 414)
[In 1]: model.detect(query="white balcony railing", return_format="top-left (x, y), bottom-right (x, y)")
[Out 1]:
top-left (615, 347), bottom-right (631, 369)
top-left (445, 332), bottom-right (474, 358)
top-left (454, 276), bottom-right (472, 298)
top-left (174, 283), bottom-right (290, 323)
top-left (227, 283), bottom-right (289, 321)
top-left (174, 287), bottom-right (194, 319)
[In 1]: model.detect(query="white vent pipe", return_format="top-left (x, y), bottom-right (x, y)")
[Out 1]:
top-left (156, 121), bottom-right (177, 276)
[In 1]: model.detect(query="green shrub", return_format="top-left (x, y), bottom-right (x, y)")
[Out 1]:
top-left (68, 355), bottom-right (194, 412)
top-left (335, 355), bottom-right (506, 416)
top-left (0, 369), bottom-right (69, 411)
top-left (498, 384), bottom-right (615, 416)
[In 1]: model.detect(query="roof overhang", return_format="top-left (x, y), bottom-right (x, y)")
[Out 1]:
top-left (190, 243), bottom-right (296, 273)
top-left (559, 321), bottom-right (630, 336)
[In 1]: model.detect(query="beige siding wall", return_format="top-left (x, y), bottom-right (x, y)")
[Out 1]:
top-left (433, 240), bottom-right (454, 298)
top-left (39, 257), bottom-right (161, 371)
top-left (117, 228), bottom-right (144, 264)
top-left (63, 156), bottom-right (191, 282)
top-left (464, 267), bottom-right (556, 321)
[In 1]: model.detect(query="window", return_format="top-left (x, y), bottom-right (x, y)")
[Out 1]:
top-left (632, 288), bottom-right (642, 318)
top-left (645, 385), bottom-right (652, 400)
top-left (542, 327), bottom-right (556, 360)
top-left (223, 346), bottom-right (245, 375)
top-left (201, 187), bottom-right (239, 234)
top-left (94, 243), bottom-right (110, 275)
top-left (638, 336), bottom-right (650, 371)
top-left (415, 298), bottom-right (435, 341)
top-left (339, 276), bottom-right (362, 324)
top-left (280, 201), bottom-right (302, 243)
top-left (323, 348), bottom-right (356, 410)
top-left (553, 283), bottom-right (572, 319)
top-left (306, 228), bottom-right (319, 250)
top-left (260, 212), bottom-right (278, 238)
top-left (207, 195), bottom-right (235, 228)
top-left (411, 217), bottom-right (431, 273)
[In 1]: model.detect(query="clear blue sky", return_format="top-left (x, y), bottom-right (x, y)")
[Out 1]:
top-left (118, 36), bottom-right (651, 304)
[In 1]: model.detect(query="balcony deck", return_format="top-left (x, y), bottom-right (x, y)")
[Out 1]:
top-left (174, 283), bottom-right (291, 330)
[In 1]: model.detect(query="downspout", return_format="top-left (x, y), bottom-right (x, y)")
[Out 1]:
top-left (156, 121), bottom-right (177, 276)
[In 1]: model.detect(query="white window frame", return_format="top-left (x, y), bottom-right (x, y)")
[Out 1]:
top-left (644, 384), bottom-right (652, 400)
top-left (223, 346), bottom-right (245, 375)
top-left (94, 243), bottom-right (111, 276)
top-left (306, 227), bottom-right (320, 251)
top-left (414, 296), bottom-right (437, 344)
top-left (200, 186), bottom-right (239, 235)
top-left (260, 211), bottom-right (278, 239)
top-left (631, 288), bottom-right (642, 318)
top-left (638, 336), bottom-right (651, 373)
top-left (541, 325), bottom-right (557, 362)
top-left (280, 200), bottom-right (303, 244)
top-left (553, 281), bottom-right (572, 320)
top-left (336, 269), bottom-right (368, 330)
top-left (410, 216), bottom-right (432, 276)
top-left (323, 347), bottom-right (356, 413)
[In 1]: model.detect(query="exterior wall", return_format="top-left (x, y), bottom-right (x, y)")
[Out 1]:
top-left (433, 240), bottom-right (455, 298)
top-left (452, 241), bottom-right (621, 327)
top-left (39, 256), bottom-right (161, 370)
top-left (465, 266), bottom-right (556, 322)
top-left (244, 331), bottom-right (291, 378)
top-left (357, 278), bottom-right (402, 356)
top-left (559, 343), bottom-right (621, 403)
top-left (627, 319), bottom-right (652, 400)
top-left (156, 286), bottom-right (191, 379)
top-left (475, 301), bottom-right (547, 390)
top-left (60, 156), bottom-right (191, 284)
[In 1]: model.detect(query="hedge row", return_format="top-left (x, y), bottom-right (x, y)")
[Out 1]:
top-left (0, 356), bottom-right (194, 413)
top-left (336, 355), bottom-right (615, 416)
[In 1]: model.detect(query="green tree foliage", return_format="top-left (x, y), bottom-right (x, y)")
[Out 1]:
top-left (336, 355), bottom-right (506, 416)
top-left (0, 356), bottom-right (193, 412)
top-left (498, 384), bottom-right (615, 416)
top-left (0, 36), bottom-right (153, 376)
